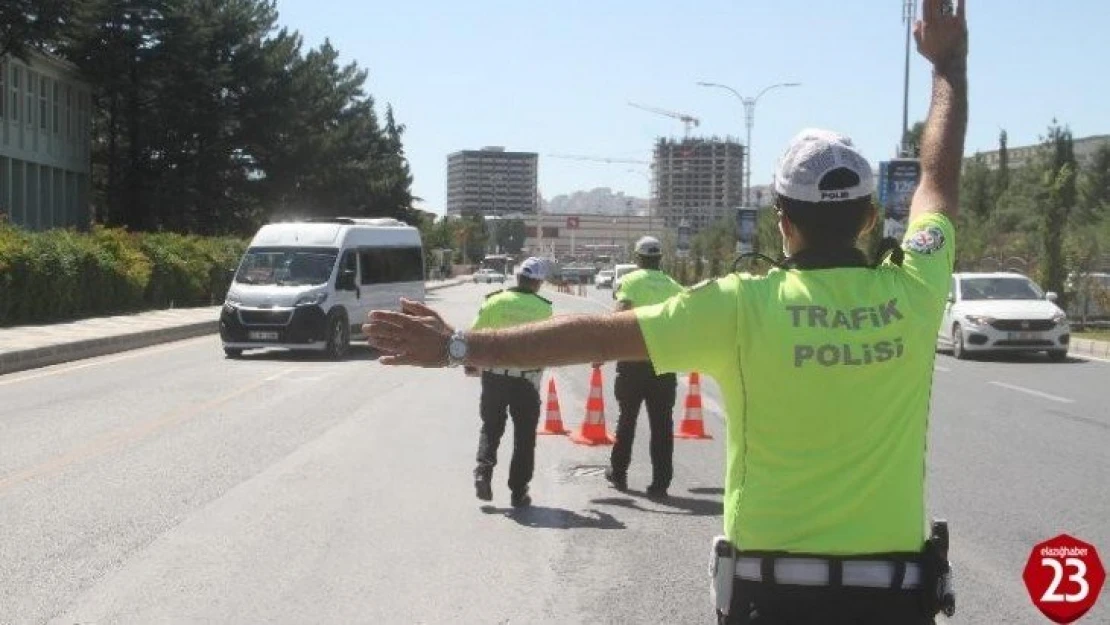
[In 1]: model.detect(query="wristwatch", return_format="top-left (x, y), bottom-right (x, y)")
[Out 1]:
top-left (446, 330), bottom-right (468, 367)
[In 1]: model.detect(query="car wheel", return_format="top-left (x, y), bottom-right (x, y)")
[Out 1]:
top-left (224, 347), bottom-right (243, 359)
top-left (1048, 350), bottom-right (1068, 362)
top-left (325, 313), bottom-right (350, 361)
top-left (952, 323), bottom-right (969, 360)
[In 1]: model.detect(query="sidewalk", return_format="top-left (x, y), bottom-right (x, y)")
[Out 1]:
top-left (0, 278), bottom-right (469, 376)
top-left (1070, 336), bottom-right (1110, 359)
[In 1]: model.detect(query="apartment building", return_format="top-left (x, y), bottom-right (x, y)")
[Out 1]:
top-left (652, 137), bottom-right (744, 233)
top-left (445, 147), bottom-right (538, 217)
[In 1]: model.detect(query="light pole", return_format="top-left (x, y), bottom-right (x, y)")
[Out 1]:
top-left (696, 81), bottom-right (801, 207)
top-left (901, 0), bottom-right (917, 156)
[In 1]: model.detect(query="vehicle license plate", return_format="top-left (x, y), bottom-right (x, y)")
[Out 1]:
top-left (248, 331), bottom-right (279, 341)
top-left (1008, 332), bottom-right (1038, 341)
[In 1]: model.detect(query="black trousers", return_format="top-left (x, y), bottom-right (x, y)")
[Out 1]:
top-left (718, 580), bottom-right (935, 625)
top-left (475, 372), bottom-right (541, 494)
top-left (610, 361), bottom-right (677, 488)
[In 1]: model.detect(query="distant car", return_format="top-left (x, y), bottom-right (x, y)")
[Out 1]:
top-left (611, 263), bottom-right (639, 297)
top-left (937, 272), bottom-right (1070, 361)
top-left (473, 269), bottom-right (506, 284)
top-left (595, 270), bottom-right (614, 289)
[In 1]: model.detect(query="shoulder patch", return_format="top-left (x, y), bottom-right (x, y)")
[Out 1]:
top-left (904, 226), bottom-right (947, 255)
top-left (484, 289), bottom-right (505, 299)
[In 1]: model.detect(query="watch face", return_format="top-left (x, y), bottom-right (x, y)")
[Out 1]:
top-left (448, 337), bottom-right (467, 360)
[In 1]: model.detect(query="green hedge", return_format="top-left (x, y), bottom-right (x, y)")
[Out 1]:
top-left (0, 224), bottom-right (246, 327)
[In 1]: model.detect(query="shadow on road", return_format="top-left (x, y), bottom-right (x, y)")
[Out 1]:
top-left (481, 505), bottom-right (626, 530)
top-left (944, 352), bottom-right (1092, 366)
top-left (231, 344), bottom-right (381, 363)
top-left (687, 487), bottom-right (724, 496)
top-left (591, 492), bottom-right (722, 517)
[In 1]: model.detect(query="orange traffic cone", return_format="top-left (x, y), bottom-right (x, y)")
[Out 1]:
top-left (570, 366), bottom-right (614, 446)
top-left (538, 378), bottom-right (568, 435)
top-left (676, 371), bottom-right (712, 439)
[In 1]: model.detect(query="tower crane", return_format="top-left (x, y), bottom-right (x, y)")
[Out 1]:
top-left (546, 154), bottom-right (650, 165)
top-left (627, 102), bottom-right (701, 137)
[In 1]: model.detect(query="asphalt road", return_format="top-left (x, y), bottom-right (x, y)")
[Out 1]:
top-left (0, 282), bottom-right (1107, 624)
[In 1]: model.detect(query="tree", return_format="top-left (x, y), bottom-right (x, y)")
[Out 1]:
top-left (961, 153), bottom-right (994, 220)
top-left (59, 0), bottom-right (415, 235)
top-left (902, 121), bottom-right (925, 158)
top-left (1037, 122), bottom-right (1078, 298)
top-left (0, 0), bottom-right (72, 61)
top-left (996, 129), bottom-right (1010, 198)
top-left (490, 218), bottom-right (526, 255)
top-left (1078, 143), bottom-right (1110, 226)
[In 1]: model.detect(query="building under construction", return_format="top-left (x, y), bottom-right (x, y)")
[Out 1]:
top-left (651, 137), bottom-right (744, 233)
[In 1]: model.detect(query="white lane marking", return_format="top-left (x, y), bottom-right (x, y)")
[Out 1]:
top-left (0, 336), bottom-right (211, 387)
top-left (988, 381), bottom-right (1075, 404)
top-left (934, 365), bottom-right (951, 372)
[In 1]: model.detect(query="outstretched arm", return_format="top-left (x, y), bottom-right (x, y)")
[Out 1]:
top-left (909, 0), bottom-right (969, 224)
top-left (364, 299), bottom-right (648, 368)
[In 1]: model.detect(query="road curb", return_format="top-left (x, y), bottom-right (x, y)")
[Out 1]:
top-left (0, 279), bottom-right (471, 377)
top-left (1070, 338), bottom-right (1110, 358)
top-left (426, 278), bottom-right (468, 292)
top-left (0, 319), bottom-right (218, 377)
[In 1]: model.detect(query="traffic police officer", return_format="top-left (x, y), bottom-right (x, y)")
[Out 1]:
top-left (469, 257), bottom-right (553, 508)
top-left (603, 236), bottom-right (683, 497)
top-left (366, 2), bottom-right (966, 620)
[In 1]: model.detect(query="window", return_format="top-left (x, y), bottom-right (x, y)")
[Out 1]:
top-left (26, 71), bottom-right (34, 127)
top-left (10, 65), bottom-right (18, 122)
top-left (65, 86), bottom-right (72, 141)
top-left (52, 81), bottom-right (59, 133)
top-left (40, 76), bottom-right (48, 130)
top-left (358, 247), bottom-right (424, 285)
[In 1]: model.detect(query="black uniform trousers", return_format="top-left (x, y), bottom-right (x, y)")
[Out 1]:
top-left (474, 371), bottom-right (541, 494)
top-left (718, 581), bottom-right (934, 625)
top-left (610, 360), bottom-right (677, 488)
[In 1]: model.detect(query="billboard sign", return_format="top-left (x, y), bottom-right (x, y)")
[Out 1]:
top-left (880, 159), bottom-right (921, 240)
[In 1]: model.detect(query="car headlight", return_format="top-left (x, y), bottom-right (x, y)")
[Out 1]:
top-left (224, 293), bottom-right (242, 308)
top-left (964, 314), bottom-right (994, 327)
top-left (1052, 311), bottom-right (1068, 325)
top-left (294, 291), bottom-right (328, 307)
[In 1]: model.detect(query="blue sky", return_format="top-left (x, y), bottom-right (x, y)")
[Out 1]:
top-left (275, 0), bottom-right (1108, 214)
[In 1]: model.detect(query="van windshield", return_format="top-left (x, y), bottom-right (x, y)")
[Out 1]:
top-left (235, 247), bottom-right (339, 286)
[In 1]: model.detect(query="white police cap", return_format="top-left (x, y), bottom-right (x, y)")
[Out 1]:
top-left (517, 257), bottom-right (549, 281)
top-left (634, 236), bottom-right (663, 257)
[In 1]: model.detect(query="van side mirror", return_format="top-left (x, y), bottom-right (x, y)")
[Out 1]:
top-left (337, 269), bottom-right (356, 290)
top-left (1046, 291), bottom-right (1058, 302)
top-left (226, 268), bottom-right (237, 282)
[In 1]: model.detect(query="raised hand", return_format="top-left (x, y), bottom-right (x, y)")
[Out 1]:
top-left (914, 0), bottom-right (968, 71)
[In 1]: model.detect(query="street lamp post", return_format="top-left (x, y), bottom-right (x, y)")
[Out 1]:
top-left (696, 81), bottom-right (801, 207)
top-left (901, 0), bottom-right (917, 156)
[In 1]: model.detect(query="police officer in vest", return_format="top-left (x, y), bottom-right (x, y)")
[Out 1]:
top-left (470, 257), bottom-right (553, 509)
top-left (603, 236), bottom-right (683, 498)
top-left (367, 3), bottom-right (966, 620)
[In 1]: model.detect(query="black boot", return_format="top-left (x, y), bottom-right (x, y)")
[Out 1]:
top-left (605, 468), bottom-right (628, 491)
top-left (510, 487), bottom-right (532, 508)
top-left (475, 476), bottom-right (493, 501)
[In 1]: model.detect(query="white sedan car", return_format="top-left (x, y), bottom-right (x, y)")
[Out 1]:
top-left (937, 272), bottom-right (1070, 361)
top-left (472, 269), bottom-right (506, 284)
